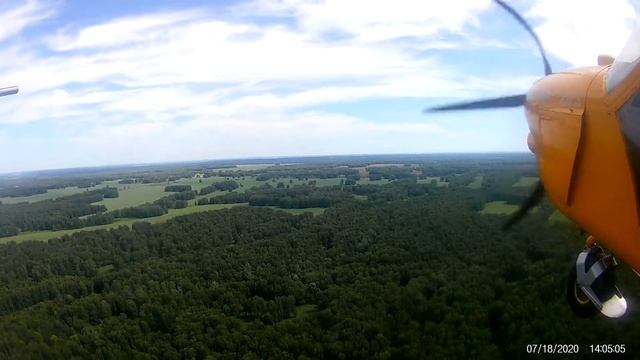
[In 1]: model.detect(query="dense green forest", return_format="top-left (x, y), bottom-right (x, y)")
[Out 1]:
top-left (0, 155), bottom-right (638, 359)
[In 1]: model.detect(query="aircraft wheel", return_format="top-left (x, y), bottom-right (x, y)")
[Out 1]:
top-left (566, 264), bottom-right (598, 318)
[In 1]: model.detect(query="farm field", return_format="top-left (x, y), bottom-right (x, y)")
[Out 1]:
top-left (512, 176), bottom-right (539, 188)
top-left (357, 177), bottom-right (391, 185)
top-left (6, 175), bottom-right (346, 212)
top-left (417, 176), bottom-right (449, 187)
top-left (0, 173), bottom-right (349, 243)
top-left (367, 163), bottom-right (406, 168)
top-left (96, 181), bottom-right (168, 210)
top-left (468, 175), bottom-right (484, 189)
top-left (479, 201), bottom-right (519, 215)
top-left (233, 164), bottom-right (276, 170)
top-left (173, 175), bottom-right (248, 192)
top-left (311, 178), bottom-right (343, 186)
top-left (0, 203), bottom-right (248, 243)
top-left (193, 176), bottom-right (343, 201)
top-left (0, 184), bottom-right (107, 204)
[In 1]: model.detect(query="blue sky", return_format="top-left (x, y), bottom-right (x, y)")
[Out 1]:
top-left (0, 0), bottom-right (637, 173)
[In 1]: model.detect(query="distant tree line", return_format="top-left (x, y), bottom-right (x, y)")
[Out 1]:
top-left (111, 205), bottom-right (166, 219)
top-left (202, 192), bottom-right (250, 205)
top-left (217, 165), bottom-right (358, 181)
top-left (0, 178), bottom-right (105, 198)
top-left (368, 166), bottom-right (415, 181)
top-left (164, 185), bottom-right (192, 192)
top-left (199, 180), bottom-right (239, 195)
top-left (196, 184), bottom-right (352, 209)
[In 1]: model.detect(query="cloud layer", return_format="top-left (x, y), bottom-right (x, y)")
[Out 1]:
top-left (0, 0), bottom-right (637, 172)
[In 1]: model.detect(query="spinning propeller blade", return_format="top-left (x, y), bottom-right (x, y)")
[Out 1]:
top-left (424, 94), bottom-right (526, 113)
top-left (423, 1), bottom-right (552, 113)
top-left (502, 181), bottom-right (545, 230)
top-left (423, 0), bottom-right (554, 227)
top-left (494, 0), bottom-right (552, 76)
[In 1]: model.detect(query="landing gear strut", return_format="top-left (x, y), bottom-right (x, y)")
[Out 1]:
top-left (566, 239), bottom-right (627, 318)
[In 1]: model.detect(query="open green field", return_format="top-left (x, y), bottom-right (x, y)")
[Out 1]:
top-left (2, 175), bottom-right (345, 209)
top-left (248, 176), bottom-right (343, 189)
top-left (0, 184), bottom-right (108, 204)
top-left (173, 175), bottom-right (250, 192)
top-left (1, 174), bottom-right (343, 243)
top-left (512, 176), bottom-right (539, 188)
top-left (0, 203), bottom-right (247, 244)
top-left (234, 164), bottom-right (275, 170)
top-left (418, 177), bottom-right (449, 187)
top-left (0, 175), bottom-right (248, 207)
top-left (193, 176), bottom-right (342, 201)
top-left (357, 177), bottom-right (391, 185)
top-left (208, 163), bottom-right (276, 172)
top-left (295, 304), bottom-right (318, 318)
top-left (0, 179), bottom-right (174, 209)
top-left (549, 209), bottom-right (573, 224)
top-left (96, 181), bottom-right (168, 210)
top-left (310, 178), bottom-right (342, 187)
top-left (233, 176), bottom-right (267, 191)
top-left (467, 175), bottom-right (484, 189)
top-left (479, 201), bottom-right (519, 215)
top-left (367, 163), bottom-right (406, 168)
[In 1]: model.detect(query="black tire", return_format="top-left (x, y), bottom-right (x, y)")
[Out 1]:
top-left (566, 264), bottom-right (598, 318)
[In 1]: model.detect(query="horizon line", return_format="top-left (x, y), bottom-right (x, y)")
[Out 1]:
top-left (0, 151), bottom-right (534, 178)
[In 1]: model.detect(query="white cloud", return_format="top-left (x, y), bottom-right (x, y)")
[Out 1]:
top-left (46, 9), bottom-right (208, 51)
top-left (0, 1), bottom-right (535, 129)
top-left (0, 21), bottom-right (432, 93)
top-left (528, 0), bottom-right (637, 66)
top-left (0, 0), bottom-right (55, 43)
top-left (7, 0), bottom-right (636, 171)
top-left (235, 0), bottom-right (493, 42)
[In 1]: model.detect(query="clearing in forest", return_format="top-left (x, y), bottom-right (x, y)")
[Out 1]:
top-left (467, 175), bottom-right (484, 189)
top-left (479, 201), bottom-right (519, 215)
top-left (417, 177), bottom-right (449, 187)
top-left (512, 176), bottom-right (539, 188)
